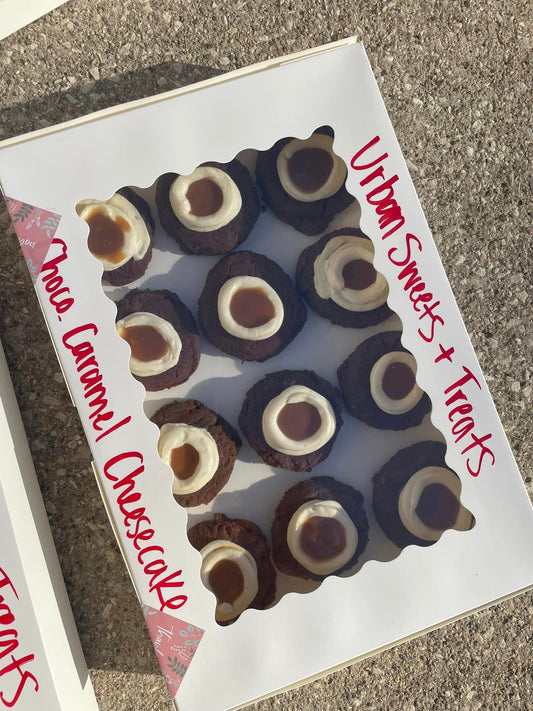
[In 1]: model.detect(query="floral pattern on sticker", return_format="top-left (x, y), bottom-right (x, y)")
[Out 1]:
top-left (4, 196), bottom-right (61, 282)
top-left (141, 604), bottom-right (204, 698)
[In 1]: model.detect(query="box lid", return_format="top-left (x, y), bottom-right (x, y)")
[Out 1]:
top-left (0, 0), bottom-right (70, 41)
top-left (0, 340), bottom-right (98, 710)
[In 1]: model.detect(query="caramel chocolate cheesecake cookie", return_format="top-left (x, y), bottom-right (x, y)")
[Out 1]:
top-left (271, 476), bottom-right (369, 581)
top-left (337, 331), bottom-right (431, 430)
top-left (188, 514), bottom-right (276, 624)
top-left (239, 369), bottom-right (343, 472)
top-left (76, 187), bottom-right (155, 286)
top-left (372, 441), bottom-right (474, 549)
top-left (151, 399), bottom-right (241, 508)
top-left (256, 127), bottom-right (354, 236)
top-left (198, 250), bottom-right (307, 361)
top-left (296, 227), bottom-right (392, 328)
top-left (156, 160), bottom-right (260, 255)
top-left (115, 288), bottom-right (200, 391)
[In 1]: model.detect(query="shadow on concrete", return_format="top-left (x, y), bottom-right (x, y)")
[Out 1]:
top-left (1, 60), bottom-right (223, 141)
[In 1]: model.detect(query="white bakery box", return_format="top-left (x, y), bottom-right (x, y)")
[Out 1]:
top-left (0, 0), bottom-right (70, 41)
top-left (1, 39), bottom-right (532, 711)
top-left (0, 341), bottom-right (98, 710)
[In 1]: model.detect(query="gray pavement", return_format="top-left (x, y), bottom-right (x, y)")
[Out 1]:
top-left (0, 1), bottom-right (532, 709)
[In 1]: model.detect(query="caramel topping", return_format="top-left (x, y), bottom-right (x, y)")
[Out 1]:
top-left (382, 362), bottom-right (416, 400)
top-left (287, 147), bottom-right (334, 194)
top-left (208, 559), bottom-right (244, 605)
top-left (415, 483), bottom-right (460, 530)
top-left (186, 178), bottom-right (224, 217)
top-left (170, 443), bottom-right (199, 480)
top-left (86, 209), bottom-right (129, 263)
top-left (277, 402), bottom-right (322, 441)
top-left (341, 258), bottom-right (377, 291)
top-left (120, 324), bottom-right (170, 362)
top-left (299, 516), bottom-right (347, 561)
top-left (229, 287), bottom-right (276, 328)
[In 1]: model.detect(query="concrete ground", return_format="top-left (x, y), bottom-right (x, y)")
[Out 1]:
top-left (0, 1), bottom-right (531, 709)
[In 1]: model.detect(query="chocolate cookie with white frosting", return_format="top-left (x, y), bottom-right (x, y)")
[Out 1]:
top-left (188, 514), bottom-right (277, 625)
top-left (76, 187), bottom-right (155, 286)
top-left (239, 369), bottom-right (343, 471)
top-left (151, 399), bottom-right (241, 508)
top-left (372, 441), bottom-right (474, 549)
top-left (296, 227), bottom-right (393, 328)
top-left (115, 288), bottom-right (200, 391)
top-left (337, 330), bottom-right (431, 430)
top-left (271, 476), bottom-right (369, 581)
top-left (256, 127), bottom-right (354, 236)
top-left (156, 160), bottom-right (260, 255)
top-left (198, 250), bottom-right (307, 362)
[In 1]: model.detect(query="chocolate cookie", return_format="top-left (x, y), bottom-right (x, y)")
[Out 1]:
top-left (115, 288), bottom-right (200, 391)
top-left (76, 187), bottom-right (155, 286)
top-left (337, 331), bottom-right (431, 430)
top-left (296, 227), bottom-right (393, 328)
top-left (151, 399), bottom-right (241, 508)
top-left (256, 126), bottom-right (354, 236)
top-left (271, 476), bottom-right (369, 581)
top-left (239, 369), bottom-right (343, 471)
top-left (188, 513), bottom-right (276, 624)
top-left (156, 160), bottom-right (260, 255)
top-left (372, 441), bottom-right (474, 549)
top-left (198, 250), bottom-right (307, 362)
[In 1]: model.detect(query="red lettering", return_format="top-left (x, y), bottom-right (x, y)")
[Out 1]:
top-left (103, 452), bottom-right (187, 611)
top-left (388, 232), bottom-right (422, 267)
top-left (62, 324), bottom-right (121, 432)
top-left (79, 368), bottom-right (102, 389)
top-left (40, 239), bottom-right (74, 315)
top-left (0, 655), bottom-right (38, 708)
top-left (451, 417), bottom-right (476, 442)
top-left (465, 442), bottom-right (496, 477)
top-left (144, 559), bottom-right (168, 585)
top-left (137, 545), bottom-right (163, 565)
top-left (149, 571), bottom-right (187, 612)
top-left (104, 451), bottom-right (142, 478)
top-left (0, 572), bottom-right (17, 600)
top-left (0, 631), bottom-right (18, 660)
top-left (398, 261), bottom-right (423, 291)
top-left (443, 370), bottom-right (495, 476)
top-left (62, 323), bottom-right (98, 350)
top-left (44, 275), bottom-right (62, 293)
top-left (444, 367), bottom-right (482, 395)
top-left (448, 403), bottom-right (473, 420)
top-left (359, 164), bottom-right (385, 187)
top-left (0, 608), bottom-right (14, 628)
top-left (435, 344), bottom-right (455, 365)
top-left (40, 238), bottom-right (68, 282)
top-left (76, 355), bottom-right (98, 372)
top-left (418, 300), bottom-right (444, 343)
top-left (126, 514), bottom-right (152, 541)
top-left (350, 135), bottom-right (388, 171)
top-left (132, 529), bottom-right (155, 551)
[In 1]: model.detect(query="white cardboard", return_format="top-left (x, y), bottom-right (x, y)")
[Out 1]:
top-left (0, 342), bottom-right (98, 710)
top-left (0, 0), bottom-right (70, 41)
top-left (0, 40), bottom-right (532, 710)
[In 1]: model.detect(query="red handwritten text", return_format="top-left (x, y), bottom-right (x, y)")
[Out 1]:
top-left (104, 452), bottom-right (187, 611)
top-left (350, 135), bottom-right (496, 477)
top-left (443, 367), bottom-right (495, 477)
top-left (61, 323), bottom-right (131, 441)
top-left (40, 238), bottom-right (74, 316)
top-left (0, 567), bottom-right (39, 708)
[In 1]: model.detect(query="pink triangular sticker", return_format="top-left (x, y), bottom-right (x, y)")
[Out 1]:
top-left (4, 197), bottom-right (61, 282)
top-left (142, 604), bottom-right (204, 699)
